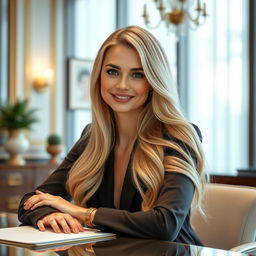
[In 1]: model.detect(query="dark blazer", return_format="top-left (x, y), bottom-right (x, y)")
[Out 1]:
top-left (18, 124), bottom-right (203, 245)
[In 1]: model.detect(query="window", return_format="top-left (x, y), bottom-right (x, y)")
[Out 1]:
top-left (185, 0), bottom-right (249, 174)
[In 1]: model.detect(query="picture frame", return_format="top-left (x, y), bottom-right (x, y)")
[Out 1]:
top-left (68, 58), bottom-right (93, 110)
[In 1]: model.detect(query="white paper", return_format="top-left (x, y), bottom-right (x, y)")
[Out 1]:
top-left (0, 226), bottom-right (115, 248)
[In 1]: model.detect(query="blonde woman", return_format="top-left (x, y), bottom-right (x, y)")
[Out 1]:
top-left (18, 26), bottom-right (206, 245)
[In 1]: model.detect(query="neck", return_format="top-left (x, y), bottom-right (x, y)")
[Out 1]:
top-left (114, 113), bottom-right (139, 150)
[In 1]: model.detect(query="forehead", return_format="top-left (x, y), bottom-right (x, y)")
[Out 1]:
top-left (103, 44), bottom-right (142, 67)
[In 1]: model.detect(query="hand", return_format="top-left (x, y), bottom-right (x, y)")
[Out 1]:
top-left (37, 212), bottom-right (84, 233)
top-left (24, 190), bottom-right (85, 221)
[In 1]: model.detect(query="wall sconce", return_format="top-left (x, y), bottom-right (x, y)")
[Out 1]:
top-left (33, 69), bottom-right (53, 93)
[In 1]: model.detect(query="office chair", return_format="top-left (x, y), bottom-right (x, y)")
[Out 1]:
top-left (230, 242), bottom-right (256, 254)
top-left (190, 183), bottom-right (256, 251)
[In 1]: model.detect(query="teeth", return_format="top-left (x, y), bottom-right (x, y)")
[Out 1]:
top-left (115, 95), bottom-right (130, 100)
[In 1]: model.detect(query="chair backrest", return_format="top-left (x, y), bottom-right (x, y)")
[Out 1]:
top-left (190, 183), bottom-right (256, 250)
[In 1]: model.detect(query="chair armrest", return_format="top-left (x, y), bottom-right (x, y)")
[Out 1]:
top-left (230, 242), bottom-right (256, 253)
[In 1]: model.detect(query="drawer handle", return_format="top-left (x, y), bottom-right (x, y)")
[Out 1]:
top-left (7, 173), bottom-right (23, 186)
top-left (7, 196), bottom-right (22, 210)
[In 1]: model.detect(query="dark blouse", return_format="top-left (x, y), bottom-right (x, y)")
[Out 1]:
top-left (18, 124), bottom-right (203, 245)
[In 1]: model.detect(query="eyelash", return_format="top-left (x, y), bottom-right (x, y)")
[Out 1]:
top-left (106, 69), bottom-right (119, 76)
top-left (132, 72), bottom-right (145, 79)
top-left (106, 69), bottom-right (145, 79)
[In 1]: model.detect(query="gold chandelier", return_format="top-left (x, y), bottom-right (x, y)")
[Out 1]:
top-left (142, 0), bottom-right (207, 36)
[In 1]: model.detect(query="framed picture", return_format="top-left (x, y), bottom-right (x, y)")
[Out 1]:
top-left (68, 58), bottom-right (93, 109)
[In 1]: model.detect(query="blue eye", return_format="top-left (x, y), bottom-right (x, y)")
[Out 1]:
top-left (106, 69), bottom-right (119, 76)
top-left (132, 72), bottom-right (145, 79)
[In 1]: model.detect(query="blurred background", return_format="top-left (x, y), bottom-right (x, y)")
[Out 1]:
top-left (0, 0), bottom-right (255, 176)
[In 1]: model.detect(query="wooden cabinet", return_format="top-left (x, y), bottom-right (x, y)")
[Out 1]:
top-left (210, 174), bottom-right (256, 187)
top-left (0, 164), bottom-right (57, 212)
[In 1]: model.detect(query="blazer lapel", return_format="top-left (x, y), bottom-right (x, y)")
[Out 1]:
top-left (97, 150), bottom-right (115, 208)
top-left (119, 160), bottom-right (137, 210)
top-left (98, 145), bottom-right (138, 211)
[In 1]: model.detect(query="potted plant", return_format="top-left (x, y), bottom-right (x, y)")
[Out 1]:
top-left (46, 134), bottom-right (63, 165)
top-left (0, 99), bottom-right (38, 165)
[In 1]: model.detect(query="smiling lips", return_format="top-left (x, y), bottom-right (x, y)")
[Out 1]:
top-left (112, 93), bottom-right (134, 103)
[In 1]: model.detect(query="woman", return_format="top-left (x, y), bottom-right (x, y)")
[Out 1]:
top-left (18, 26), bottom-right (206, 245)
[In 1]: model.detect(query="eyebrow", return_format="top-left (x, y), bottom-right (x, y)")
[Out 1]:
top-left (105, 64), bottom-right (144, 71)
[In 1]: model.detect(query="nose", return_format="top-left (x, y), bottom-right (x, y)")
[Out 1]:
top-left (116, 75), bottom-right (129, 90)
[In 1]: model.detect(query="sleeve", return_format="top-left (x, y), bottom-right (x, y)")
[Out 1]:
top-left (93, 172), bottom-right (195, 241)
top-left (17, 125), bottom-right (90, 227)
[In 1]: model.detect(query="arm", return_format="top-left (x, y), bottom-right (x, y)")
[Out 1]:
top-left (18, 125), bottom-right (90, 228)
top-left (23, 125), bottom-right (201, 240)
top-left (93, 172), bottom-right (195, 241)
top-left (22, 172), bottom-right (194, 239)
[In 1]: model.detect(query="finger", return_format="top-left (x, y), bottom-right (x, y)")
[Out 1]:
top-left (74, 218), bottom-right (84, 232)
top-left (37, 220), bottom-right (46, 231)
top-left (35, 190), bottom-right (44, 195)
top-left (55, 216), bottom-right (71, 234)
top-left (48, 219), bottom-right (62, 233)
top-left (24, 195), bottom-right (37, 207)
top-left (24, 193), bottom-right (43, 205)
top-left (30, 200), bottom-right (51, 210)
top-left (24, 197), bottom-right (45, 210)
top-left (64, 215), bottom-right (81, 233)
top-left (24, 197), bottom-right (38, 210)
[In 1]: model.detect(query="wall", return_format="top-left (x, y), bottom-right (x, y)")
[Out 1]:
top-left (8, 0), bottom-right (66, 160)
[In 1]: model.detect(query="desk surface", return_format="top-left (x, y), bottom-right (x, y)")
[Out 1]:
top-left (0, 236), bottom-right (255, 256)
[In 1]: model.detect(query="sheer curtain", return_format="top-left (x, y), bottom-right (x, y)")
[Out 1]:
top-left (186, 0), bottom-right (249, 174)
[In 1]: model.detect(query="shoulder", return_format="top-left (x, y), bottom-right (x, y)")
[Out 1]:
top-left (163, 123), bottom-right (202, 142)
top-left (81, 123), bottom-right (92, 137)
top-left (191, 123), bottom-right (202, 142)
top-left (162, 123), bottom-right (201, 160)
top-left (70, 123), bottom-right (92, 155)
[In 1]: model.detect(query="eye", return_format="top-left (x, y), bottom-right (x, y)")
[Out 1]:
top-left (131, 72), bottom-right (145, 79)
top-left (106, 69), bottom-right (119, 76)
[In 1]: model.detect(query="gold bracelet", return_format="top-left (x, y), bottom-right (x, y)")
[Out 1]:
top-left (88, 208), bottom-right (97, 227)
top-left (85, 208), bottom-right (96, 227)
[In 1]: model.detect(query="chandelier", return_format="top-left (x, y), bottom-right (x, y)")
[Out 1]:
top-left (142, 0), bottom-right (207, 37)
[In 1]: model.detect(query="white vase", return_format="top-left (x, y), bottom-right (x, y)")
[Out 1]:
top-left (4, 129), bottom-right (29, 165)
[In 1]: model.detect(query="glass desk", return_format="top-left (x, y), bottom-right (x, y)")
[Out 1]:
top-left (0, 236), bottom-right (255, 256)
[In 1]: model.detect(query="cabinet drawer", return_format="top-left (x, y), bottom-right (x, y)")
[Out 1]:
top-left (0, 163), bottom-right (57, 212)
top-left (0, 169), bottom-right (33, 193)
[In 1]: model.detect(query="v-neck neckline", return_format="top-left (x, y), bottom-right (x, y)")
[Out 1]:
top-left (97, 145), bottom-right (137, 210)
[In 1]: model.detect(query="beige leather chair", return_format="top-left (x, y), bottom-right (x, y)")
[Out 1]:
top-left (190, 183), bottom-right (256, 250)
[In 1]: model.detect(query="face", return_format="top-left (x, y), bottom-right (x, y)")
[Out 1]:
top-left (100, 44), bottom-right (152, 117)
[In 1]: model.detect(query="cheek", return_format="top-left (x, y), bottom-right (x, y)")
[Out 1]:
top-left (137, 82), bottom-right (152, 98)
top-left (100, 73), bottom-right (108, 98)
top-left (100, 72), bottom-right (112, 91)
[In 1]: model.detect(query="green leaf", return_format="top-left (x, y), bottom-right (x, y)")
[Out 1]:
top-left (0, 99), bottom-right (39, 130)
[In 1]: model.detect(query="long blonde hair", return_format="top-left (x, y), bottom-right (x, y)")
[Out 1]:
top-left (66, 26), bottom-right (206, 211)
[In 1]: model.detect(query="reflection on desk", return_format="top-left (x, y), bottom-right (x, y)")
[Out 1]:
top-left (0, 237), bottom-right (254, 256)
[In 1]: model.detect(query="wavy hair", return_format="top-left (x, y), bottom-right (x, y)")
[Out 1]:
top-left (66, 26), bottom-right (206, 212)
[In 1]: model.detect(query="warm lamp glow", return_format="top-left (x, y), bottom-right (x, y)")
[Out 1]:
top-left (33, 69), bottom-right (53, 93)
